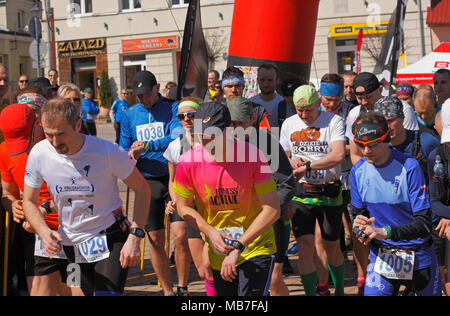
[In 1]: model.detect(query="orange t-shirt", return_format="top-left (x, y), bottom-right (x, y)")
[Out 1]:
top-left (0, 142), bottom-right (59, 230)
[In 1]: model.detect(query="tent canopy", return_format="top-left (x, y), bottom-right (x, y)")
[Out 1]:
top-left (396, 42), bottom-right (450, 85)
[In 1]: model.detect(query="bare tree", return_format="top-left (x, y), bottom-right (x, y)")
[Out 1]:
top-left (204, 29), bottom-right (229, 69)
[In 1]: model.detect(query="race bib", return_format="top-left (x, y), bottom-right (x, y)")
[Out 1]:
top-left (374, 248), bottom-right (415, 280)
top-left (305, 169), bottom-right (325, 181)
top-left (34, 235), bottom-right (67, 259)
top-left (212, 226), bottom-right (244, 255)
top-left (136, 122), bottom-right (165, 142)
top-left (74, 235), bottom-right (110, 264)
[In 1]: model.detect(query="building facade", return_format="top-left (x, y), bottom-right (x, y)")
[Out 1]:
top-left (0, 0), bottom-right (36, 104)
top-left (40, 0), bottom-right (434, 101)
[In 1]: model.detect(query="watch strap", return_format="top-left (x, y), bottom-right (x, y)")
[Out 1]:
top-left (130, 227), bottom-right (145, 238)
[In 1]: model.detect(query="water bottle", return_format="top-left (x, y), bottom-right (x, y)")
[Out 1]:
top-left (434, 155), bottom-right (445, 178)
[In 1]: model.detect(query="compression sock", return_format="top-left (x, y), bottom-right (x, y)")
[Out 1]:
top-left (299, 271), bottom-right (318, 296)
top-left (328, 262), bottom-right (346, 296)
top-left (205, 277), bottom-right (216, 296)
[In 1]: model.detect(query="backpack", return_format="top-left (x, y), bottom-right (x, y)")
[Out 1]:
top-left (411, 131), bottom-right (429, 184)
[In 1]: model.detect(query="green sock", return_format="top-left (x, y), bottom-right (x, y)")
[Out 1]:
top-left (299, 271), bottom-right (317, 296)
top-left (328, 262), bottom-right (345, 296)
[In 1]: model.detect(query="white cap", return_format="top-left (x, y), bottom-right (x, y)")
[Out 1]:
top-left (441, 98), bottom-right (450, 143)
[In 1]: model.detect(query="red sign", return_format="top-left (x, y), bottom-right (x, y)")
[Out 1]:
top-left (122, 36), bottom-right (178, 53)
top-left (434, 61), bottom-right (450, 69)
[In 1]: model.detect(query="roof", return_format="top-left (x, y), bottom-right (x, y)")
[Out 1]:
top-left (427, 0), bottom-right (450, 25)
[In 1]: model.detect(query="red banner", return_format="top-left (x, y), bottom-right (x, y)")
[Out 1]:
top-left (356, 29), bottom-right (363, 74)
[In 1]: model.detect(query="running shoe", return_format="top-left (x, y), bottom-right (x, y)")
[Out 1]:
top-left (176, 287), bottom-right (189, 296)
top-left (287, 244), bottom-right (298, 255)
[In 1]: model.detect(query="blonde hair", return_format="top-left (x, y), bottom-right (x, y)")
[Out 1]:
top-left (58, 83), bottom-right (81, 98)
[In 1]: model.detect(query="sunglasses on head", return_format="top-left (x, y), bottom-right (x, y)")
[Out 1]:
top-left (177, 111), bottom-right (196, 120)
top-left (354, 130), bottom-right (389, 149)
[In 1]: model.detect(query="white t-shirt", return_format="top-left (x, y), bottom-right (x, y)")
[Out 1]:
top-left (164, 137), bottom-right (182, 164)
top-left (280, 111), bottom-right (345, 184)
top-left (345, 101), bottom-right (419, 139)
top-left (24, 136), bottom-right (136, 245)
top-left (250, 93), bottom-right (286, 127)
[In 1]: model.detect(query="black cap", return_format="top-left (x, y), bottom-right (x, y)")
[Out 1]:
top-left (353, 72), bottom-right (380, 95)
top-left (132, 71), bottom-right (157, 95)
top-left (29, 77), bottom-right (52, 92)
top-left (281, 76), bottom-right (306, 97)
top-left (192, 101), bottom-right (231, 135)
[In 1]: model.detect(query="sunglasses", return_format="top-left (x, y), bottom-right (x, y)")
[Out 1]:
top-left (19, 80), bottom-right (28, 83)
top-left (177, 111), bottom-right (196, 120)
top-left (354, 130), bottom-right (389, 149)
top-left (65, 97), bottom-right (81, 103)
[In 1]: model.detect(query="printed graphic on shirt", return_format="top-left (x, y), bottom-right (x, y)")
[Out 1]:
top-left (289, 127), bottom-right (329, 154)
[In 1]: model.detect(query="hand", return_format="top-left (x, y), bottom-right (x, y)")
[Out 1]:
top-left (39, 229), bottom-right (63, 259)
top-left (128, 141), bottom-right (145, 160)
top-left (290, 158), bottom-right (304, 169)
top-left (446, 225), bottom-right (450, 241)
top-left (120, 234), bottom-right (142, 268)
top-left (22, 220), bottom-right (36, 234)
top-left (293, 165), bottom-right (307, 181)
top-left (165, 201), bottom-right (177, 215)
top-left (220, 249), bottom-right (240, 282)
top-left (435, 218), bottom-right (450, 239)
top-left (12, 200), bottom-right (24, 223)
top-left (207, 228), bottom-right (234, 255)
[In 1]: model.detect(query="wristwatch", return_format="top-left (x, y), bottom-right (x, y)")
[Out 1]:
top-left (304, 161), bottom-right (312, 173)
top-left (230, 240), bottom-right (245, 253)
top-left (40, 200), bottom-right (53, 215)
top-left (130, 227), bottom-right (146, 238)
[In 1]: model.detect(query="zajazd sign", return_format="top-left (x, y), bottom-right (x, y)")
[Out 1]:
top-left (58, 38), bottom-right (106, 57)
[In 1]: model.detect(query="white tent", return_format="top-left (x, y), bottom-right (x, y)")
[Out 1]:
top-left (396, 42), bottom-right (450, 85)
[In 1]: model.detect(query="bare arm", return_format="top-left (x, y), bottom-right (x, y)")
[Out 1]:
top-left (349, 140), bottom-right (363, 165)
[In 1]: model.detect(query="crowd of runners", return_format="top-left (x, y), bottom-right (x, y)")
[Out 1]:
top-left (0, 61), bottom-right (449, 296)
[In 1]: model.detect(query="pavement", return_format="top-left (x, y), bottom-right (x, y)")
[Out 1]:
top-left (96, 117), bottom-right (361, 296)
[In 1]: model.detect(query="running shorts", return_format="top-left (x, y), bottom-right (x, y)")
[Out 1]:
top-left (290, 200), bottom-right (343, 241)
top-left (145, 175), bottom-right (170, 232)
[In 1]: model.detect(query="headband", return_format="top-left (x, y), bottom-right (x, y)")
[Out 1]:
top-left (17, 93), bottom-right (47, 108)
top-left (353, 122), bottom-right (389, 143)
top-left (178, 100), bottom-right (200, 111)
top-left (320, 82), bottom-right (344, 97)
top-left (222, 76), bottom-right (245, 89)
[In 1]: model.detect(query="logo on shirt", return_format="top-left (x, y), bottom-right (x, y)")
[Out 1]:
top-left (56, 183), bottom-right (95, 194)
top-left (391, 179), bottom-right (401, 194)
top-left (207, 186), bottom-right (239, 206)
top-left (290, 128), bottom-right (328, 154)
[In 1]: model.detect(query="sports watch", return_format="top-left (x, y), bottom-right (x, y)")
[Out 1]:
top-left (130, 227), bottom-right (146, 238)
top-left (40, 200), bottom-right (53, 215)
top-left (304, 161), bottom-right (312, 173)
top-left (230, 240), bottom-right (245, 253)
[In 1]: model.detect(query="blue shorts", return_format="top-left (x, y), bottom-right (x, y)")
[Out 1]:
top-left (365, 245), bottom-right (442, 296)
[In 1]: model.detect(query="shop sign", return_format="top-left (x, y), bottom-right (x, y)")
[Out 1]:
top-left (122, 36), bottom-right (178, 53)
top-left (330, 22), bottom-right (389, 37)
top-left (58, 38), bottom-right (106, 57)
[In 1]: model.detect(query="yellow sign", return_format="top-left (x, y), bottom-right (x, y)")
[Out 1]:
top-left (58, 38), bottom-right (106, 57)
top-left (330, 22), bottom-right (389, 37)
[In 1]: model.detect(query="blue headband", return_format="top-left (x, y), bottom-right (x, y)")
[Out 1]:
top-left (222, 76), bottom-right (245, 89)
top-left (320, 82), bottom-right (344, 97)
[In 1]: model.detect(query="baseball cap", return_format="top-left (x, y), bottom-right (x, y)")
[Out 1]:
top-left (0, 103), bottom-right (36, 156)
top-left (352, 118), bottom-right (390, 148)
top-left (28, 77), bottom-right (52, 93)
top-left (133, 71), bottom-right (157, 96)
top-left (84, 88), bottom-right (93, 93)
top-left (293, 85), bottom-right (320, 108)
top-left (353, 72), bottom-right (380, 95)
top-left (374, 96), bottom-right (404, 118)
top-left (441, 98), bottom-right (450, 144)
top-left (192, 101), bottom-right (231, 135)
top-left (227, 96), bottom-right (253, 122)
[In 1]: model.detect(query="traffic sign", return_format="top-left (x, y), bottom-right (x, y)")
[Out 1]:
top-left (28, 16), bottom-right (42, 39)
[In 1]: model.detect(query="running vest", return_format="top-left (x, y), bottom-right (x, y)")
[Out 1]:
top-left (411, 131), bottom-right (429, 184)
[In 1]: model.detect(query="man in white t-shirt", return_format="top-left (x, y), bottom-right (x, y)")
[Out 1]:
top-left (250, 63), bottom-right (292, 128)
top-left (346, 72), bottom-right (418, 165)
top-left (22, 98), bottom-right (151, 296)
top-left (280, 85), bottom-right (346, 296)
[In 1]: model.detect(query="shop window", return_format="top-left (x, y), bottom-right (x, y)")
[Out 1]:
top-left (335, 38), bottom-right (357, 74)
top-left (120, 0), bottom-right (141, 11)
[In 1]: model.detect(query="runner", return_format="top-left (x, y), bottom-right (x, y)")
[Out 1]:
top-left (22, 98), bottom-right (150, 296)
top-left (111, 89), bottom-right (130, 144)
top-left (345, 72), bottom-right (418, 165)
top-left (0, 103), bottom-right (69, 296)
top-left (119, 70), bottom-right (182, 296)
top-left (350, 111), bottom-right (441, 296)
top-left (227, 96), bottom-right (295, 296)
top-left (173, 102), bottom-right (280, 296)
top-left (164, 97), bottom-right (216, 296)
top-left (81, 88), bottom-right (99, 136)
top-left (280, 85), bottom-right (346, 296)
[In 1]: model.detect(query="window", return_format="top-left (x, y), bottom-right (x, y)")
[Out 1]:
top-left (17, 10), bottom-right (24, 30)
top-left (170, 0), bottom-right (190, 7)
top-left (120, 0), bottom-right (141, 11)
top-left (70, 0), bottom-right (92, 16)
